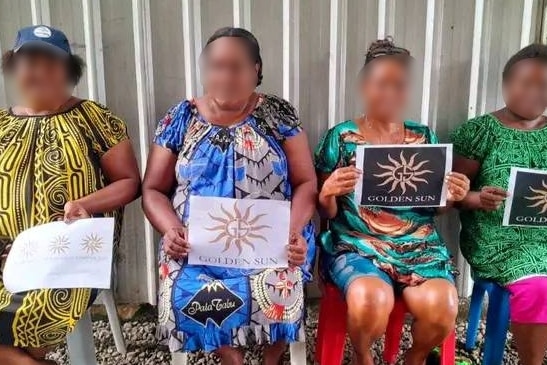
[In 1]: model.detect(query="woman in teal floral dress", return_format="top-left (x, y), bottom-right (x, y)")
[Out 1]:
top-left (315, 39), bottom-right (470, 365)
top-left (452, 44), bottom-right (547, 365)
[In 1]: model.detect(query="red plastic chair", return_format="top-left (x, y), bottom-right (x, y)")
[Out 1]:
top-left (315, 283), bottom-right (456, 365)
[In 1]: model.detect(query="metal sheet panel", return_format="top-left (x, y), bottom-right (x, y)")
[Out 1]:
top-left (0, 0), bottom-right (543, 302)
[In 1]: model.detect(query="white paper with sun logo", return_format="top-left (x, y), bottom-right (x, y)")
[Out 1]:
top-left (3, 218), bottom-right (114, 294)
top-left (355, 144), bottom-right (452, 208)
top-left (188, 196), bottom-right (290, 269)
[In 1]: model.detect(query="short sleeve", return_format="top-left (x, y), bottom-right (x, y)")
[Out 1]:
top-left (450, 117), bottom-right (489, 161)
top-left (86, 102), bottom-right (129, 157)
top-left (314, 127), bottom-right (342, 174)
top-left (255, 95), bottom-right (302, 142)
top-left (427, 127), bottom-right (439, 144)
top-left (153, 101), bottom-right (192, 153)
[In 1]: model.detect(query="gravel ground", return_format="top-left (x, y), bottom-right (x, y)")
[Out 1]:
top-left (47, 303), bottom-right (524, 365)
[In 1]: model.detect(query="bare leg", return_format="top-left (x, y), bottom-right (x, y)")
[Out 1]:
top-left (512, 324), bottom-right (547, 365)
top-left (215, 346), bottom-right (244, 365)
top-left (346, 277), bottom-right (394, 365)
top-left (263, 341), bottom-right (286, 365)
top-left (0, 345), bottom-right (54, 365)
top-left (402, 279), bottom-right (458, 365)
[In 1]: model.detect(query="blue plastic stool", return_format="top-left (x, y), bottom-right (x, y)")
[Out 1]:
top-left (465, 279), bottom-right (511, 365)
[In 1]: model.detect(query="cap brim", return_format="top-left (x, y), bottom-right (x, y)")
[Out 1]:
top-left (14, 40), bottom-right (69, 57)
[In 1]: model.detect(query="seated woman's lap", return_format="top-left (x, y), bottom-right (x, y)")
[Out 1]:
top-left (171, 263), bottom-right (306, 352)
top-left (326, 252), bottom-right (457, 319)
top-left (506, 276), bottom-right (547, 324)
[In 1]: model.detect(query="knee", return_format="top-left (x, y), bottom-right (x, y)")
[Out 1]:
top-left (412, 285), bottom-right (458, 331)
top-left (346, 277), bottom-right (394, 320)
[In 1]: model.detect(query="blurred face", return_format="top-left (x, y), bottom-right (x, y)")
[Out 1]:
top-left (201, 37), bottom-right (259, 103)
top-left (503, 59), bottom-right (547, 120)
top-left (360, 57), bottom-right (410, 121)
top-left (13, 49), bottom-right (69, 104)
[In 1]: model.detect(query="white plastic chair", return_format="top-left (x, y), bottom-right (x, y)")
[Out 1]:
top-left (66, 289), bottom-right (126, 365)
top-left (171, 337), bottom-right (307, 365)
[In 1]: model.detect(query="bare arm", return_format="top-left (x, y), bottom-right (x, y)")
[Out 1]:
top-left (453, 155), bottom-right (507, 210)
top-left (74, 140), bottom-right (140, 214)
top-left (318, 173), bottom-right (338, 219)
top-left (284, 133), bottom-right (318, 233)
top-left (141, 145), bottom-right (183, 235)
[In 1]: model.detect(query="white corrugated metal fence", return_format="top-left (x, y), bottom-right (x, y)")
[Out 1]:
top-left (0, 0), bottom-right (544, 303)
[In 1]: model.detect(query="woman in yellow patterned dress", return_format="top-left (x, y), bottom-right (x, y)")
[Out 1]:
top-left (0, 26), bottom-right (140, 364)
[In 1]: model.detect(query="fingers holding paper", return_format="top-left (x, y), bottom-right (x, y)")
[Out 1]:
top-left (479, 186), bottom-right (508, 211)
top-left (445, 172), bottom-right (470, 202)
top-left (288, 233), bottom-right (307, 267)
top-left (63, 201), bottom-right (91, 222)
top-left (323, 166), bottom-right (363, 197)
top-left (163, 227), bottom-right (190, 259)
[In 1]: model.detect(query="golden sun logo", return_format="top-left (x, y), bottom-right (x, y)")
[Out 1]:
top-left (49, 235), bottom-right (70, 255)
top-left (524, 180), bottom-right (547, 214)
top-left (81, 233), bottom-right (104, 254)
top-left (206, 202), bottom-right (271, 255)
top-left (374, 151), bottom-right (433, 194)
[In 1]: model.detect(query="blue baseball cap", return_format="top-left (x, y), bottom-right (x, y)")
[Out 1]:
top-left (13, 25), bottom-right (71, 56)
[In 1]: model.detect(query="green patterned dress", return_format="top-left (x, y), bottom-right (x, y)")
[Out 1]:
top-left (314, 120), bottom-right (454, 286)
top-left (451, 114), bottom-right (547, 284)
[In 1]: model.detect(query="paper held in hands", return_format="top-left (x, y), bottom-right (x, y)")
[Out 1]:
top-left (354, 144), bottom-right (453, 208)
top-left (188, 196), bottom-right (290, 269)
top-left (3, 218), bottom-right (115, 294)
top-left (503, 167), bottom-right (547, 227)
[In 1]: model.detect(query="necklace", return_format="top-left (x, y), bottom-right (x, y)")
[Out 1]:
top-left (362, 115), bottom-right (405, 144)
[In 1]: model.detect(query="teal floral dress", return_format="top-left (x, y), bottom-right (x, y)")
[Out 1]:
top-left (314, 120), bottom-right (455, 287)
top-left (451, 114), bottom-right (547, 285)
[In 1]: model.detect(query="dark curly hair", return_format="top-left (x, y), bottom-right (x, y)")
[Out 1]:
top-left (502, 43), bottom-right (547, 81)
top-left (1, 48), bottom-right (85, 85)
top-left (203, 27), bottom-right (263, 87)
top-left (361, 37), bottom-right (413, 72)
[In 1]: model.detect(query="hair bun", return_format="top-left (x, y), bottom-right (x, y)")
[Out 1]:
top-left (367, 37), bottom-right (396, 55)
top-left (364, 37), bottom-right (411, 66)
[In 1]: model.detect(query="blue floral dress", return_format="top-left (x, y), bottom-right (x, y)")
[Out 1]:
top-left (154, 94), bottom-right (315, 352)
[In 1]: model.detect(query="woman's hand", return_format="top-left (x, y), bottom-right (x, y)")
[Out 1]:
top-left (163, 227), bottom-right (190, 260)
top-left (64, 201), bottom-right (91, 222)
top-left (479, 186), bottom-right (508, 211)
top-left (445, 172), bottom-right (470, 202)
top-left (321, 166), bottom-right (362, 198)
top-left (287, 233), bottom-right (307, 267)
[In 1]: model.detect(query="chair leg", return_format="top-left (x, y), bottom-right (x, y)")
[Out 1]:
top-left (290, 339), bottom-right (307, 365)
top-left (100, 289), bottom-right (127, 355)
top-left (465, 282), bottom-right (486, 351)
top-left (483, 286), bottom-right (510, 365)
top-left (66, 311), bottom-right (98, 365)
top-left (440, 330), bottom-right (456, 365)
top-left (315, 285), bottom-right (347, 365)
top-left (383, 300), bottom-right (406, 365)
top-left (171, 352), bottom-right (188, 365)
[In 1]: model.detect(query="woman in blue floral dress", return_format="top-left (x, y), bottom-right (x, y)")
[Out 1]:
top-left (142, 28), bottom-right (316, 365)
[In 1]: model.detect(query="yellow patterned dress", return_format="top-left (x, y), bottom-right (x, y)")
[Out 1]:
top-left (0, 100), bottom-right (127, 347)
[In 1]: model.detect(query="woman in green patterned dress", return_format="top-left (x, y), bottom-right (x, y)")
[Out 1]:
top-left (452, 44), bottom-right (547, 365)
top-left (315, 39), bottom-right (470, 365)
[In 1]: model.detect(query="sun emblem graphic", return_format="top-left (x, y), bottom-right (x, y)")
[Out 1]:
top-left (49, 235), bottom-right (70, 255)
top-left (524, 180), bottom-right (547, 214)
top-left (81, 233), bottom-right (104, 254)
top-left (206, 202), bottom-right (271, 255)
top-left (374, 151), bottom-right (434, 194)
top-left (19, 240), bottom-right (35, 259)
